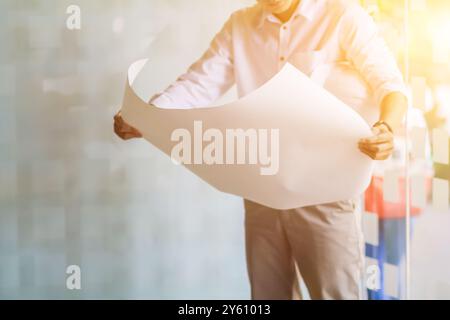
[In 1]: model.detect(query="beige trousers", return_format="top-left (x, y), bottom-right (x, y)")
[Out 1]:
top-left (244, 199), bottom-right (364, 300)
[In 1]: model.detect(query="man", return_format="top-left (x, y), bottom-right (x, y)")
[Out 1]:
top-left (114, 0), bottom-right (408, 299)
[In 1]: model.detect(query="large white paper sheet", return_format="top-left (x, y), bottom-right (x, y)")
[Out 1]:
top-left (121, 59), bottom-right (374, 209)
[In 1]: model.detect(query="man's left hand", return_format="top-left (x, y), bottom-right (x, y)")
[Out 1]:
top-left (358, 124), bottom-right (394, 160)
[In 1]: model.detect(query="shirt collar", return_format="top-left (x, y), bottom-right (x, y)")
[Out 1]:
top-left (255, 0), bottom-right (318, 29)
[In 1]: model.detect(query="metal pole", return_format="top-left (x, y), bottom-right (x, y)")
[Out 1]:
top-left (403, 0), bottom-right (411, 301)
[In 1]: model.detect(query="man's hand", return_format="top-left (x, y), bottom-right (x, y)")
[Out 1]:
top-left (113, 111), bottom-right (142, 140)
top-left (358, 124), bottom-right (394, 160)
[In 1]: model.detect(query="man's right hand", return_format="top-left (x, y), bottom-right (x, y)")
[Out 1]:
top-left (113, 111), bottom-right (142, 140)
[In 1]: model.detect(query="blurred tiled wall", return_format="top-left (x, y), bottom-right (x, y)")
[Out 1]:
top-left (0, 0), bottom-right (252, 299)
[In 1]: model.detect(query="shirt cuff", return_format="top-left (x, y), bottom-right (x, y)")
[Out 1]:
top-left (149, 93), bottom-right (175, 109)
top-left (375, 83), bottom-right (410, 109)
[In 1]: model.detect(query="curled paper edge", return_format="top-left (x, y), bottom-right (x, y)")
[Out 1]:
top-left (121, 59), bottom-right (374, 209)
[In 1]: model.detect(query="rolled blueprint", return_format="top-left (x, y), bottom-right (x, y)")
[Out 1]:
top-left (121, 59), bottom-right (374, 209)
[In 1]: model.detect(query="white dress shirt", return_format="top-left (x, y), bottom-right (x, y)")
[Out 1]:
top-left (150, 0), bottom-right (406, 110)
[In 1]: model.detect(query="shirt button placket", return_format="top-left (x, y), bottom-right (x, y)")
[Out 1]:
top-left (278, 24), bottom-right (289, 69)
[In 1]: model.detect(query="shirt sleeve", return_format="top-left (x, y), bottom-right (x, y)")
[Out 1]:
top-left (339, 5), bottom-right (408, 108)
top-left (150, 15), bottom-right (235, 109)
